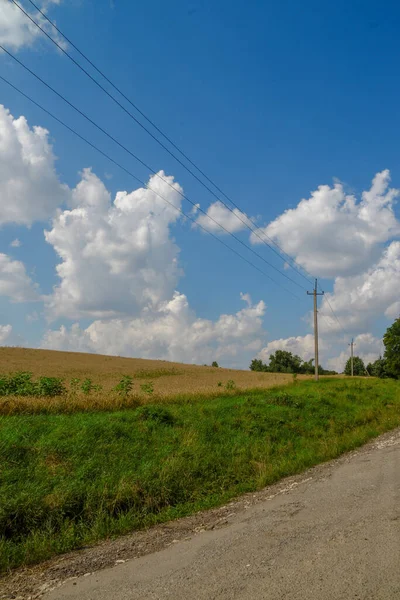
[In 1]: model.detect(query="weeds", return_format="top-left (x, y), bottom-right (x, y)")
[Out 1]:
top-left (0, 372), bottom-right (65, 398)
top-left (114, 375), bottom-right (134, 397)
top-left (140, 381), bottom-right (154, 396)
top-left (81, 379), bottom-right (102, 394)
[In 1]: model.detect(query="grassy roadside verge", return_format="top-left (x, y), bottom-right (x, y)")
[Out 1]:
top-left (1, 378), bottom-right (399, 573)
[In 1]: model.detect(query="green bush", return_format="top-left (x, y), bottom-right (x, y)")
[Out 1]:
top-left (114, 375), bottom-right (134, 397)
top-left (35, 377), bottom-right (66, 397)
top-left (0, 372), bottom-right (65, 397)
top-left (81, 379), bottom-right (102, 394)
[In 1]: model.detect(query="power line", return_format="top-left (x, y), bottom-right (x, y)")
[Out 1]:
top-left (320, 290), bottom-right (349, 338)
top-left (0, 72), bottom-right (305, 303)
top-left (0, 44), bottom-right (308, 293)
top-left (10, 0), bottom-right (314, 287)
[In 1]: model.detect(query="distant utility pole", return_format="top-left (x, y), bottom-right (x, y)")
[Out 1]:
top-left (307, 279), bottom-right (324, 382)
top-left (349, 338), bottom-right (355, 376)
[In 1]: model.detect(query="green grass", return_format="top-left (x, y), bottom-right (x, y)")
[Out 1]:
top-left (1, 378), bottom-right (399, 574)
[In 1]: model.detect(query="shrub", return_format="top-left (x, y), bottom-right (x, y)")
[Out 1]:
top-left (226, 380), bottom-right (236, 391)
top-left (81, 379), bottom-right (102, 394)
top-left (0, 372), bottom-right (65, 397)
top-left (114, 375), bottom-right (134, 397)
top-left (35, 377), bottom-right (66, 397)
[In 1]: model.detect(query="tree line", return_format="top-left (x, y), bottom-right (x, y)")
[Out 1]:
top-left (346, 317), bottom-right (400, 379)
top-left (250, 317), bottom-right (400, 379)
top-left (250, 350), bottom-right (337, 375)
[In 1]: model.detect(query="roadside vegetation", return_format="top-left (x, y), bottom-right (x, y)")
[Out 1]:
top-left (250, 350), bottom-right (337, 375)
top-left (1, 377), bottom-right (399, 574)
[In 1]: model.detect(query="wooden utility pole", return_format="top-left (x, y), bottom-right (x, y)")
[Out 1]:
top-left (350, 338), bottom-right (354, 376)
top-left (307, 279), bottom-right (324, 382)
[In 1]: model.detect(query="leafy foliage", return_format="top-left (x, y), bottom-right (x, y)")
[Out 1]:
top-left (211, 361), bottom-right (219, 368)
top-left (0, 372), bottom-right (65, 397)
top-left (344, 356), bottom-right (366, 376)
top-left (250, 351), bottom-right (335, 375)
top-left (250, 358), bottom-right (269, 372)
top-left (81, 378), bottom-right (102, 394)
top-left (383, 317), bottom-right (400, 379)
top-left (366, 357), bottom-right (388, 378)
top-left (140, 381), bottom-right (154, 395)
top-left (114, 375), bottom-right (134, 397)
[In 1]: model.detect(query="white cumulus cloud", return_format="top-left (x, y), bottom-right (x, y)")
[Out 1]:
top-left (326, 333), bottom-right (382, 373)
top-left (42, 293), bottom-right (267, 366)
top-left (319, 241), bottom-right (400, 333)
top-left (196, 201), bottom-right (254, 234)
top-left (44, 169), bottom-right (184, 320)
top-left (0, 0), bottom-right (64, 51)
top-left (0, 253), bottom-right (39, 302)
top-left (251, 170), bottom-right (400, 277)
top-left (10, 238), bottom-right (22, 248)
top-left (257, 333), bottom-right (319, 363)
top-left (0, 105), bottom-right (69, 226)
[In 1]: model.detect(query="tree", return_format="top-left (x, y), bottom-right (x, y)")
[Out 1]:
top-left (211, 361), bottom-right (219, 368)
top-left (250, 351), bottom-right (334, 375)
top-left (249, 358), bottom-right (268, 372)
top-left (300, 358), bottom-right (315, 375)
top-left (366, 357), bottom-right (387, 378)
top-left (268, 350), bottom-right (303, 374)
top-left (383, 317), bottom-right (400, 379)
top-left (344, 356), bottom-right (366, 376)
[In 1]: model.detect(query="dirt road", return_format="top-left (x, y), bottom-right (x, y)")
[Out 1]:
top-left (42, 429), bottom-right (400, 600)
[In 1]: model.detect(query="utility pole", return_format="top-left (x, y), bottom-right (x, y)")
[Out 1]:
top-left (307, 279), bottom-right (324, 382)
top-left (349, 338), bottom-right (354, 376)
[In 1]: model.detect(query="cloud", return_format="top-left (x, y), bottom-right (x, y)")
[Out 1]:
top-left (326, 333), bottom-right (382, 373)
top-left (42, 293), bottom-right (267, 366)
top-left (319, 241), bottom-right (400, 333)
top-left (257, 333), bottom-right (319, 363)
top-left (195, 201), bottom-right (254, 234)
top-left (0, 0), bottom-right (64, 51)
top-left (10, 238), bottom-right (22, 248)
top-left (0, 105), bottom-right (69, 227)
top-left (0, 324), bottom-right (12, 344)
top-left (40, 165), bottom-right (267, 366)
top-left (44, 169), bottom-right (184, 320)
top-left (251, 171), bottom-right (400, 277)
top-left (0, 253), bottom-right (39, 302)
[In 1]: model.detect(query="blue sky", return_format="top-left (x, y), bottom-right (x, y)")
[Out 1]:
top-left (0, 0), bottom-right (399, 369)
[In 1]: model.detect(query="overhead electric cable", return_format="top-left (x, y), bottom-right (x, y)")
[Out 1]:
top-left (10, 0), bottom-right (314, 286)
top-left (0, 44), bottom-right (308, 292)
top-left (0, 72), bottom-right (305, 302)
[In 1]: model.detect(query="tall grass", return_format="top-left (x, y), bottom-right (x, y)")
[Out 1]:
top-left (0, 378), bottom-right (399, 574)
